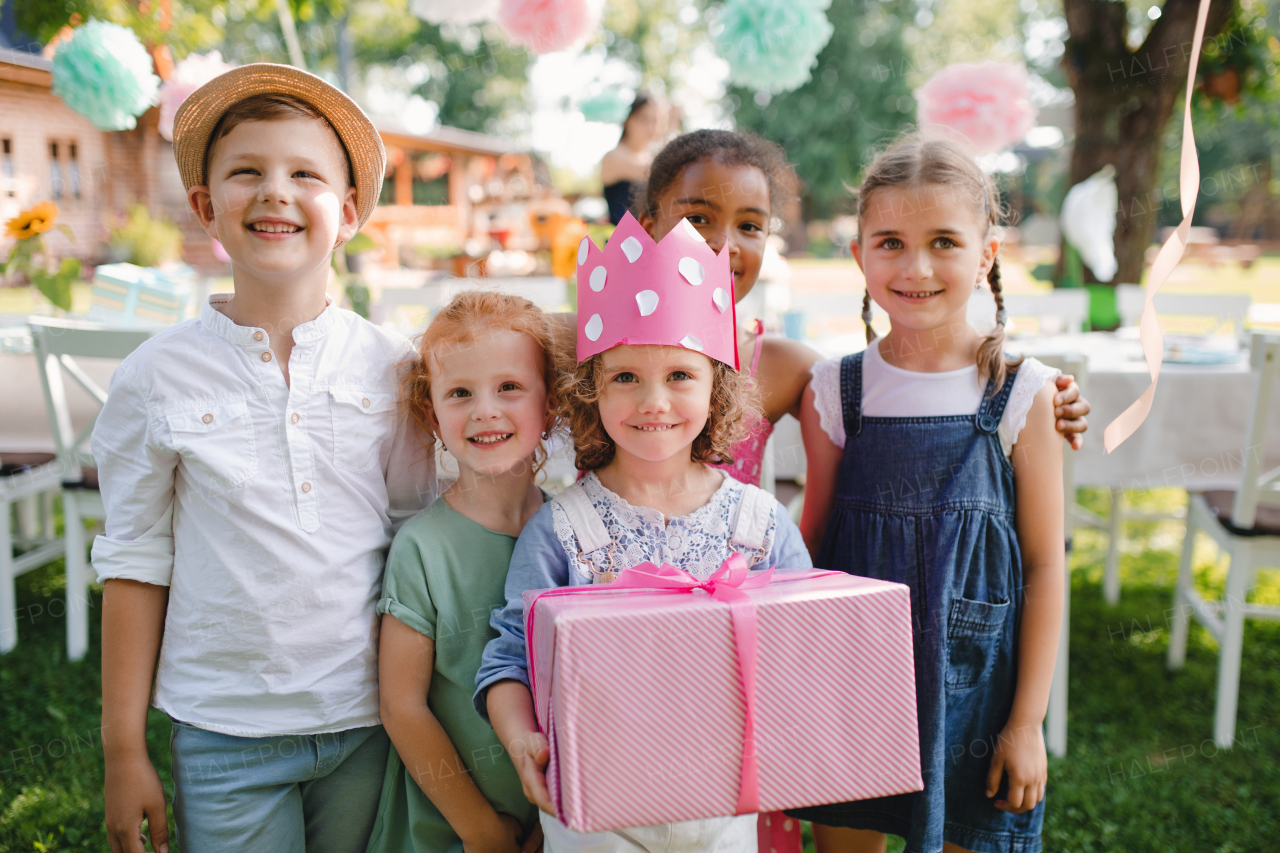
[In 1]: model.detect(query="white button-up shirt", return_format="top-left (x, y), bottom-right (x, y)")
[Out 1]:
top-left (91, 296), bottom-right (437, 737)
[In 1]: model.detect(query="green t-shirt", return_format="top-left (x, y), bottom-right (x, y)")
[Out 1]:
top-left (366, 497), bottom-right (539, 853)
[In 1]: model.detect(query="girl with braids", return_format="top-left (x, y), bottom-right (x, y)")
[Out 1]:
top-left (629, 130), bottom-right (1090, 490)
top-left (789, 135), bottom-right (1064, 853)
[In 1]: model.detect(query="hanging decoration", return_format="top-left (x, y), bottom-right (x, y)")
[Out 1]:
top-left (1059, 165), bottom-right (1119, 283)
top-left (497, 0), bottom-right (599, 55)
top-left (714, 0), bottom-right (834, 94)
top-left (410, 0), bottom-right (500, 25)
top-left (51, 20), bottom-right (160, 131)
top-left (158, 51), bottom-right (235, 142)
top-left (579, 89), bottom-right (630, 124)
top-left (915, 61), bottom-right (1037, 155)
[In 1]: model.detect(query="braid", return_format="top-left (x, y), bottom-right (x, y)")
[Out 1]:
top-left (975, 255), bottom-right (1023, 395)
top-left (861, 289), bottom-right (876, 344)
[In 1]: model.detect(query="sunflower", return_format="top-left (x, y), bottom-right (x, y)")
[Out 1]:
top-left (5, 202), bottom-right (59, 240)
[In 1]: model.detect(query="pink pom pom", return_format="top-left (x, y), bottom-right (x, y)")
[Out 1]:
top-left (916, 61), bottom-right (1038, 156)
top-left (498, 0), bottom-right (598, 54)
top-left (158, 51), bottom-right (235, 142)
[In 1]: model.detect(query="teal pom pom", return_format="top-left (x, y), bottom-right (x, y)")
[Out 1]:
top-left (579, 90), bottom-right (630, 124)
top-left (52, 20), bottom-right (160, 131)
top-left (715, 0), bottom-right (834, 94)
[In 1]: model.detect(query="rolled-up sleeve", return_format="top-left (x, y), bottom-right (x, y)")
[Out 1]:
top-left (90, 362), bottom-right (178, 586)
top-left (473, 503), bottom-right (569, 719)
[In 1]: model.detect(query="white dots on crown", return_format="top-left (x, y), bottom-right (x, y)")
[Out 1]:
top-left (636, 290), bottom-right (659, 316)
top-left (679, 218), bottom-right (706, 242)
top-left (589, 266), bottom-right (607, 292)
top-left (585, 314), bottom-right (603, 342)
top-left (577, 236), bottom-right (589, 267)
top-left (620, 236), bottom-right (643, 263)
top-left (678, 257), bottom-right (705, 286)
top-left (713, 288), bottom-right (730, 314)
top-left (680, 334), bottom-right (703, 351)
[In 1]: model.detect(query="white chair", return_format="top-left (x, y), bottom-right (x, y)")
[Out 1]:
top-left (1116, 285), bottom-right (1251, 341)
top-left (28, 317), bottom-right (153, 661)
top-left (1, 453), bottom-right (65, 652)
top-left (1167, 333), bottom-right (1280, 748)
top-left (1034, 352), bottom-right (1087, 758)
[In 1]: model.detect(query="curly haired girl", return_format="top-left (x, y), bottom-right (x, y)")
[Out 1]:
top-left (476, 214), bottom-right (812, 853)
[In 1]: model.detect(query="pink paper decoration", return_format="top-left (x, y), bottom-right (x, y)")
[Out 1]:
top-left (158, 51), bottom-right (235, 142)
top-left (575, 213), bottom-right (739, 369)
top-left (497, 0), bottom-right (598, 54)
top-left (915, 61), bottom-right (1037, 155)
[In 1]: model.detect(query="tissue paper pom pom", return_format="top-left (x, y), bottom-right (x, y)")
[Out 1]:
top-left (52, 20), bottom-right (160, 131)
top-left (498, 0), bottom-right (598, 54)
top-left (157, 51), bottom-right (235, 142)
top-left (579, 90), bottom-right (629, 124)
top-left (715, 0), bottom-right (834, 94)
top-left (411, 0), bottom-right (499, 25)
top-left (916, 61), bottom-right (1038, 156)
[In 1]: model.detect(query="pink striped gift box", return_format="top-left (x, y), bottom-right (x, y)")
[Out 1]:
top-left (523, 570), bottom-right (922, 834)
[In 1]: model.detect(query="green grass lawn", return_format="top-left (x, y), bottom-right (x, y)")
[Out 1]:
top-left (2, 488), bottom-right (1279, 851)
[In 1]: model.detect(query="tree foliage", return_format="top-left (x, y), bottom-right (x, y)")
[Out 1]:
top-left (728, 0), bottom-right (917, 218)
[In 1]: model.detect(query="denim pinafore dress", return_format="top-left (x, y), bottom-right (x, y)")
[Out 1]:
top-left (788, 352), bottom-right (1044, 853)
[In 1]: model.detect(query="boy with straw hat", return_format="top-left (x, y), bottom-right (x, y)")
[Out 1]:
top-left (92, 64), bottom-right (437, 853)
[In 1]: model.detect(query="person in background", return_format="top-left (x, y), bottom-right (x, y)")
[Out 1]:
top-left (600, 91), bottom-right (667, 225)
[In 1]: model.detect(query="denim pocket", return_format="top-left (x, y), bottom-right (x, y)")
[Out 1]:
top-left (945, 595), bottom-right (1010, 690)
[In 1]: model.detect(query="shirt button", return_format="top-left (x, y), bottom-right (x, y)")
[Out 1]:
top-left (291, 413), bottom-right (300, 423)
top-left (201, 413), bottom-right (213, 424)
top-left (301, 482), bottom-right (312, 493)
top-left (361, 397), bottom-right (371, 408)
top-left (253, 331), bottom-right (264, 342)
top-left (261, 351), bottom-right (272, 362)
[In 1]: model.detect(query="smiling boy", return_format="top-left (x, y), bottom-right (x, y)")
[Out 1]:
top-left (92, 66), bottom-right (436, 853)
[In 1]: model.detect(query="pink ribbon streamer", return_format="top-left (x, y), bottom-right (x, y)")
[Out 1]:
top-left (525, 557), bottom-right (839, 818)
top-left (1103, 0), bottom-right (1212, 452)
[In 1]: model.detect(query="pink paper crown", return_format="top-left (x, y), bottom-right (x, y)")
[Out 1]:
top-left (575, 212), bottom-right (739, 369)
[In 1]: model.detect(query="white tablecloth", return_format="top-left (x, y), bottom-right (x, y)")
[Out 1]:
top-left (769, 332), bottom-right (1280, 490)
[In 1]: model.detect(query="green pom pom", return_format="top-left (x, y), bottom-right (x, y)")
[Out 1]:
top-left (579, 90), bottom-right (630, 124)
top-left (52, 20), bottom-right (160, 131)
top-left (715, 0), bottom-right (834, 94)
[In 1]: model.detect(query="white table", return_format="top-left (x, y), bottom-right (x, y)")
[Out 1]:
top-left (0, 353), bottom-right (118, 456)
top-left (769, 331), bottom-right (1280, 489)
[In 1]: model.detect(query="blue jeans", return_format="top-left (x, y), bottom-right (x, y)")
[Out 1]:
top-left (169, 718), bottom-right (389, 853)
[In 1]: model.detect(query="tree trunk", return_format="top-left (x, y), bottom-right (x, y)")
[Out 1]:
top-left (1061, 0), bottom-right (1234, 286)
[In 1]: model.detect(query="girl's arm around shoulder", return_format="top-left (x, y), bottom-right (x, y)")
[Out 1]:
top-left (756, 336), bottom-right (822, 422)
top-left (473, 502), bottom-right (569, 719)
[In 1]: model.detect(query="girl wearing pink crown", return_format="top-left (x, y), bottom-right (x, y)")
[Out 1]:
top-left (474, 213), bottom-right (812, 852)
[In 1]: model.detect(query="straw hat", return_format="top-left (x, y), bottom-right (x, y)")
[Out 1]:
top-left (172, 63), bottom-right (385, 230)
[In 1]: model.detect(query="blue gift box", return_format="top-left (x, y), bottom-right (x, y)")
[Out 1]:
top-left (89, 263), bottom-right (194, 327)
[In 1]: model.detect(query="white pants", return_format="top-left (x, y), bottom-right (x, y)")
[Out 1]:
top-left (540, 812), bottom-right (758, 853)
